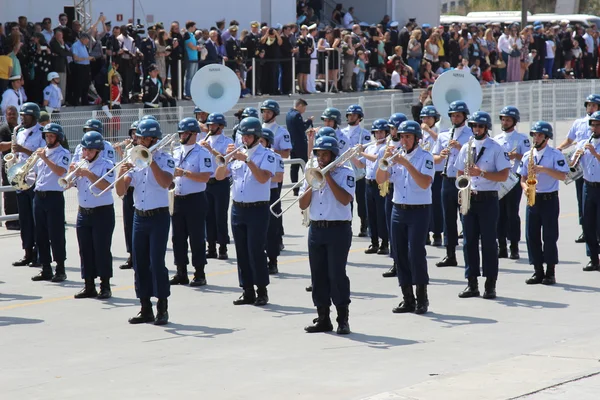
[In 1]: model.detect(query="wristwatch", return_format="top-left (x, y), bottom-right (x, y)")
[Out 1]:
top-left (183, 170), bottom-right (188, 177)
top-left (480, 170), bottom-right (485, 178)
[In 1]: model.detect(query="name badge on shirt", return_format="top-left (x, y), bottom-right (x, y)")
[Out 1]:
top-left (283, 134), bottom-right (290, 142)
top-left (107, 150), bottom-right (114, 159)
top-left (347, 176), bottom-right (355, 187)
top-left (557, 159), bottom-right (565, 167)
top-left (425, 160), bottom-right (433, 169)
top-left (504, 152), bottom-right (510, 161)
top-left (204, 158), bottom-right (212, 167)
top-left (267, 155), bottom-right (275, 163)
top-left (524, 139), bottom-right (530, 147)
top-left (167, 159), bottom-right (175, 168)
top-left (61, 156), bottom-right (69, 166)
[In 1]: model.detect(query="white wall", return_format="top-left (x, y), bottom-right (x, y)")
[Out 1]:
top-left (391, 0), bottom-right (441, 28)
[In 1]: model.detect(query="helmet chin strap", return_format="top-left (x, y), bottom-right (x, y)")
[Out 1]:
top-left (501, 121), bottom-right (516, 132)
top-left (474, 131), bottom-right (488, 140)
top-left (180, 133), bottom-right (192, 145)
top-left (264, 115), bottom-right (276, 124)
top-left (593, 132), bottom-right (600, 139)
top-left (534, 137), bottom-right (547, 149)
top-left (347, 116), bottom-right (359, 126)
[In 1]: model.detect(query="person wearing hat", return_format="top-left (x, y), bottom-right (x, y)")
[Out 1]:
top-left (43, 72), bottom-right (62, 116)
top-left (1, 75), bottom-right (24, 116)
top-left (142, 63), bottom-right (176, 109)
top-left (306, 24), bottom-right (319, 93)
top-left (242, 21), bottom-right (262, 94)
top-left (30, 122), bottom-right (71, 283)
top-left (225, 25), bottom-right (242, 71)
top-left (140, 25), bottom-right (157, 77)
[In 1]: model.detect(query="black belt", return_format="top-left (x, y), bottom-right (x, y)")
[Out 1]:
top-left (208, 177), bottom-right (229, 184)
top-left (393, 203), bottom-right (429, 210)
top-left (134, 207), bottom-right (169, 217)
top-left (232, 201), bottom-right (269, 208)
top-left (584, 180), bottom-right (600, 188)
top-left (35, 191), bottom-right (62, 198)
top-left (471, 191), bottom-right (498, 200)
top-left (310, 220), bottom-right (351, 228)
top-left (366, 179), bottom-right (379, 187)
top-left (536, 191), bottom-right (558, 201)
top-left (127, 186), bottom-right (134, 194)
top-left (174, 191), bottom-right (204, 199)
top-left (78, 204), bottom-right (112, 215)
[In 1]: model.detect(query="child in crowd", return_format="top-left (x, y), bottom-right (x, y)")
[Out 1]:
top-left (356, 50), bottom-right (367, 92)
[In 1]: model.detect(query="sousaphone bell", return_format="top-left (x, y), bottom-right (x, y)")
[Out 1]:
top-left (190, 64), bottom-right (241, 114)
top-left (432, 70), bottom-right (483, 131)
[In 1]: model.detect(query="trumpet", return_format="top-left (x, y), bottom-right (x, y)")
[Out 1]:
top-left (216, 144), bottom-right (247, 166)
top-left (378, 147), bottom-right (407, 172)
top-left (59, 159), bottom-right (89, 188)
top-left (113, 138), bottom-right (133, 150)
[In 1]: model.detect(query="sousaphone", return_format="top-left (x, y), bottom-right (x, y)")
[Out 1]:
top-left (432, 70), bottom-right (483, 131)
top-left (190, 64), bottom-right (241, 114)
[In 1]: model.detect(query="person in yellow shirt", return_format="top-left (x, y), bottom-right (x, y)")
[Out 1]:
top-left (0, 54), bottom-right (14, 93)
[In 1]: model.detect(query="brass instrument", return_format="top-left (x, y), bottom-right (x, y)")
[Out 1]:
top-left (525, 151), bottom-right (538, 207)
top-left (378, 147), bottom-right (407, 172)
top-left (216, 144), bottom-right (247, 167)
top-left (59, 159), bottom-right (89, 189)
top-left (456, 136), bottom-right (474, 215)
top-left (569, 135), bottom-right (593, 172)
top-left (378, 136), bottom-right (394, 196)
top-left (3, 131), bottom-right (17, 173)
top-left (7, 148), bottom-right (44, 190)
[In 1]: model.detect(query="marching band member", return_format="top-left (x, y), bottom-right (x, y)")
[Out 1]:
top-left (358, 118), bottom-right (389, 255)
top-left (420, 105), bottom-right (442, 247)
top-left (215, 117), bottom-right (275, 307)
top-left (11, 103), bottom-right (45, 267)
top-left (573, 112), bottom-right (600, 272)
top-left (31, 123), bottom-right (71, 282)
top-left (71, 131), bottom-right (116, 299)
top-left (518, 121), bottom-right (568, 285)
top-left (557, 94), bottom-right (600, 243)
top-left (455, 111), bottom-right (511, 299)
top-left (115, 121), bottom-right (138, 270)
top-left (71, 119), bottom-right (116, 165)
top-left (260, 128), bottom-right (285, 274)
top-left (233, 107), bottom-right (259, 147)
top-left (260, 100), bottom-right (293, 159)
top-left (201, 113), bottom-right (233, 260)
top-left (169, 118), bottom-right (214, 286)
top-left (342, 105), bottom-right (371, 237)
top-left (300, 136), bottom-right (354, 334)
top-left (381, 113), bottom-right (408, 278)
top-left (116, 118), bottom-right (175, 326)
top-left (194, 106), bottom-right (210, 133)
top-left (432, 101), bottom-right (473, 268)
top-left (376, 121), bottom-right (434, 314)
top-left (493, 106), bottom-right (530, 260)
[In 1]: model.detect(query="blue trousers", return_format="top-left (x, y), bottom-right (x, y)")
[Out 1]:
top-left (267, 187), bottom-right (282, 261)
top-left (122, 187), bottom-right (134, 254)
top-left (365, 180), bottom-right (388, 245)
top-left (133, 208), bottom-right (171, 299)
top-left (16, 188), bottom-right (36, 250)
top-left (76, 205), bottom-right (115, 279)
top-left (385, 184), bottom-right (394, 260)
top-left (231, 203), bottom-right (270, 288)
top-left (462, 195), bottom-right (499, 280)
top-left (172, 192), bottom-right (207, 270)
top-left (430, 172), bottom-right (443, 236)
top-left (392, 205), bottom-right (430, 286)
top-left (308, 223), bottom-right (352, 308)
top-left (355, 178), bottom-right (367, 223)
top-left (441, 177), bottom-right (460, 248)
top-left (33, 191), bottom-right (66, 265)
top-left (576, 177), bottom-right (584, 226)
top-left (497, 181), bottom-right (523, 246)
top-left (526, 192), bottom-right (560, 266)
top-left (583, 183), bottom-right (600, 263)
top-left (206, 179), bottom-right (231, 246)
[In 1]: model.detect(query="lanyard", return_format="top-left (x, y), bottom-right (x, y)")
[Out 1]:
top-left (179, 147), bottom-right (194, 166)
top-left (534, 155), bottom-right (543, 165)
top-left (472, 146), bottom-right (486, 165)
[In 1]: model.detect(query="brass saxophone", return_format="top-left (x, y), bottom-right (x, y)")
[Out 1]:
top-left (456, 136), bottom-right (473, 215)
top-left (3, 131), bottom-right (17, 173)
top-left (7, 148), bottom-right (44, 190)
top-left (526, 152), bottom-right (537, 207)
top-left (378, 136), bottom-right (393, 196)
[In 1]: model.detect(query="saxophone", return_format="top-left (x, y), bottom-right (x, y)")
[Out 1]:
top-left (8, 148), bottom-right (44, 191)
top-left (378, 136), bottom-right (392, 196)
top-left (526, 151), bottom-right (538, 207)
top-left (3, 130), bottom-right (18, 173)
top-left (456, 136), bottom-right (473, 215)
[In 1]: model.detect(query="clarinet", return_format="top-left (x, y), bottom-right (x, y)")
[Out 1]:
top-left (441, 126), bottom-right (456, 177)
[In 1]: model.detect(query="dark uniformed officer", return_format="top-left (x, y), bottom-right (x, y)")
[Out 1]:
top-left (574, 112), bottom-right (600, 272)
top-left (300, 136), bottom-right (354, 335)
top-left (260, 100), bottom-right (293, 160)
top-left (455, 111), bottom-right (511, 299)
top-left (432, 101), bottom-right (474, 267)
top-left (493, 106), bottom-right (530, 259)
top-left (116, 119), bottom-right (175, 326)
top-left (420, 106), bottom-right (443, 247)
top-left (11, 103), bottom-right (45, 267)
top-left (359, 118), bottom-right (389, 254)
top-left (557, 94), bottom-right (600, 243)
top-left (215, 117), bottom-right (276, 306)
top-left (376, 121), bottom-right (435, 314)
top-left (518, 121), bottom-right (569, 284)
top-left (30, 123), bottom-right (71, 282)
top-left (142, 64), bottom-right (176, 109)
top-left (261, 128), bottom-right (284, 274)
top-left (381, 113), bottom-right (408, 278)
top-left (194, 106), bottom-right (210, 133)
top-left (169, 118), bottom-right (214, 286)
top-left (342, 104), bottom-right (371, 237)
top-left (233, 107), bottom-right (259, 147)
top-left (71, 131), bottom-right (116, 299)
top-left (201, 113), bottom-right (234, 259)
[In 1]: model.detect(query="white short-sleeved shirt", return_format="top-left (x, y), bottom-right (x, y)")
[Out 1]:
top-left (263, 122), bottom-right (293, 152)
top-left (270, 150), bottom-right (284, 189)
top-left (33, 146), bottom-right (71, 191)
top-left (454, 137), bottom-right (512, 192)
top-left (43, 84), bottom-right (63, 109)
top-left (300, 164), bottom-right (355, 221)
top-left (517, 146), bottom-right (569, 193)
top-left (492, 130), bottom-right (531, 173)
top-left (75, 157), bottom-right (115, 207)
top-left (341, 124), bottom-right (371, 146)
top-left (72, 142), bottom-right (115, 164)
top-left (16, 124), bottom-right (45, 163)
top-left (389, 146), bottom-right (435, 204)
top-left (206, 133), bottom-right (233, 178)
top-left (361, 142), bottom-right (386, 180)
top-left (432, 125), bottom-right (473, 177)
top-left (567, 116), bottom-right (591, 142)
top-left (173, 144), bottom-right (214, 195)
top-left (228, 144), bottom-right (276, 203)
top-left (128, 151), bottom-right (175, 211)
top-left (575, 137), bottom-right (600, 183)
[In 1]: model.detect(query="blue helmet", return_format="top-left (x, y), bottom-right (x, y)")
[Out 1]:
top-left (388, 113), bottom-right (408, 129)
top-left (20, 102), bottom-right (41, 120)
top-left (242, 107), bottom-right (260, 119)
top-left (371, 118), bottom-right (390, 132)
top-left (584, 94), bottom-right (600, 107)
top-left (206, 113), bottom-right (227, 127)
top-left (499, 106), bottom-right (520, 123)
top-left (316, 127), bottom-right (337, 140)
top-left (321, 107), bottom-right (342, 125)
top-left (178, 117), bottom-right (201, 133)
top-left (141, 115), bottom-right (158, 121)
top-left (398, 120), bottom-right (422, 139)
top-left (42, 123), bottom-right (65, 140)
top-left (193, 106), bottom-right (205, 114)
top-left (448, 100), bottom-right (469, 116)
top-left (260, 99), bottom-right (280, 116)
top-left (238, 117), bottom-right (263, 136)
top-left (313, 136), bottom-right (339, 157)
top-left (261, 128), bottom-right (275, 146)
top-left (129, 121), bottom-right (139, 133)
top-left (83, 119), bottom-right (103, 133)
top-left (530, 121), bottom-right (553, 139)
top-left (81, 131), bottom-right (105, 150)
top-left (468, 111), bottom-right (493, 130)
top-left (136, 119), bottom-right (162, 138)
top-left (420, 106), bottom-right (440, 121)
top-left (346, 104), bottom-right (364, 118)
top-left (589, 111), bottom-right (600, 124)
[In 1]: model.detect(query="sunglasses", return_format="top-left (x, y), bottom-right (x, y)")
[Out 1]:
top-left (470, 123), bottom-right (487, 129)
top-left (591, 122), bottom-right (600, 127)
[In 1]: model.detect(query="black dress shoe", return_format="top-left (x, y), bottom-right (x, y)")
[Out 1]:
top-left (189, 275), bottom-right (207, 287)
top-left (119, 255), bottom-right (133, 270)
top-left (498, 247), bottom-right (508, 258)
top-left (32, 268), bottom-right (53, 281)
top-left (432, 236), bottom-right (443, 246)
top-left (393, 286), bottom-right (416, 313)
top-left (51, 267), bottom-right (67, 283)
top-left (583, 261), bottom-right (600, 271)
top-left (364, 244), bottom-right (379, 254)
top-left (382, 264), bottom-right (397, 278)
top-left (305, 285), bottom-right (313, 292)
top-left (458, 231), bottom-right (464, 239)
top-left (154, 298), bottom-right (169, 325)
top-left (377, 245), bottom-right (389, 255)
top-left (482, 278), bottom-right (497, 299)
top-left (305, 318), bottom-right (334, 332)
top-left (335, 305), bottom-right (351, 334)
top-left (436, 255), bottom-right (458, 267)
top-left (129, 308), bottom-right (155, 324)
top-left (458, 277), bottom-right (480, 298)
top-left (526, 267), bottom-right (544, 284)
top-left (5, 222), bottom-right (20, 231)
top-left (74, 286), bottom-right (98, 299)
top-left (97, 286), bottom-right (112, 299)
top-left (206, 243), bottom-right (218, 259)
top-left (575, 233), bottom-right (586, 243)
top-left (254, 287), bottom-right (269, 306)
top-left (169, 274), bottom-right (190, 285)
top-left (509, 243), bottom-right (520, 260)
top-left (218, 245), bottom-right (228, 260)
top-left (268, 262), bottom-right (279, 275)
top-left (233, 290), bottom-right (256, 305)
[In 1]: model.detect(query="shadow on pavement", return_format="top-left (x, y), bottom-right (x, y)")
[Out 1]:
top-left (0, 293), bottom-right (42, 302)
top-left (494, 296), bottom-right (568, 309)
top-left (0, 316), bottom-right (44, 327)
top-left (333, 331), bottom-right (420, 349)
top-left (424, 312), bottom-right (498, 328)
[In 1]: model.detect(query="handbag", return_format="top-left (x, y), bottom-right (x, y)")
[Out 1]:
top-left (509, 48), bottom-right (521, 57)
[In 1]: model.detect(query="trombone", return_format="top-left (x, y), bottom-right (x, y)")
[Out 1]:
top-left (216, 144), bottom-right (247, 166)
top-left (59, 159), bottom-right (89, 188)
top-left (90, 133), bottom-right (179, 197)
top-left (378, 147), bottom-right (407, 171)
